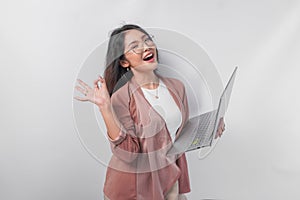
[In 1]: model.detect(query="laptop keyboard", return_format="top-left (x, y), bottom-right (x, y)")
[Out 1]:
top-left (189, 110), bottom-right (217, 149)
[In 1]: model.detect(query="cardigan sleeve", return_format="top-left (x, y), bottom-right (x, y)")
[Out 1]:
top-left (107, 86), bottom-right (140, 163)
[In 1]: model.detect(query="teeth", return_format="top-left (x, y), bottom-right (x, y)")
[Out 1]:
top-left (145, 53), bottom-right (153, 59)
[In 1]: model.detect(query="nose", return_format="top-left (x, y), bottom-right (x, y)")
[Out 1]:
top-left (142, 43), bottom-right (151, 52)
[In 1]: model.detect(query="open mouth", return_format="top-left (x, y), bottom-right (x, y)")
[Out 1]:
top-left (143, 52), bottom-right (154, 61)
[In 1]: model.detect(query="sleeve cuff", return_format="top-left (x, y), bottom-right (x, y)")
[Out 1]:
top-left (107, 130), bottom-right (126, 145)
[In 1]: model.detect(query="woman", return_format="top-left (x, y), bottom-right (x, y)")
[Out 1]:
top-left (74, 24), bottom-right (225, 200)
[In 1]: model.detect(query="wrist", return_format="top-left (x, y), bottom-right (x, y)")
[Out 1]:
top-left (98, 103), bottom-right (112, 113)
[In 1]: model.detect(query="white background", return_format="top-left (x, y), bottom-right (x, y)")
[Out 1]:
top-left (1, 0), bottom-right (300, 199)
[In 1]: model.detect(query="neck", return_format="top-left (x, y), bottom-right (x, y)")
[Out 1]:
top-left (133, 71), bottom-right (159, 89)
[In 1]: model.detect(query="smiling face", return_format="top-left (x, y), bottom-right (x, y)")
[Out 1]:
top-left (121, 29), bottom-right (158, 73)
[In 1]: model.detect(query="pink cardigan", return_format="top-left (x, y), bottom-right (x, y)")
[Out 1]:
top-left (103, 75), bottom-right (191, 200)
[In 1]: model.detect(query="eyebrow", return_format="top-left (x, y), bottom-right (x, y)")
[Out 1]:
top-left (127, 34), bottom-right (148, 47)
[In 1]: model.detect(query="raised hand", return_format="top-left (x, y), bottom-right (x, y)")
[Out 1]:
top-left (74, 76), bottom-right (111, 111)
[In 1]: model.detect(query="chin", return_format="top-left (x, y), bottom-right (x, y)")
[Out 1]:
top-left (145, 60), bottom-right (158, 70)
top-left (133, 61), bottom-right (158, 73)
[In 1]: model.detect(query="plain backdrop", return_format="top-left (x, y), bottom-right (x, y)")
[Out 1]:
top-left (1, 0), bottom-right (300, 200)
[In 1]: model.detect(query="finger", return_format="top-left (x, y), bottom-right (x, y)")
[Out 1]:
top-left (218, 131), bottom-right (222, 138)
top-left (73, 96), bottom-right (88, 101)
top-left (97, 80), bottom-right (102, 88)
top-left (77, 79), bottom-right (92, 90)
top-left (75, 86), bottom-right (87, 95)
top-left (93, 80), bottom-right (98, 89)
top-left (98, 76), bottom-right (106, 84)
top-left (93, 79), bottom-right (102, 89)
top-left (98, 75), bottom-right (104, 80)
top-left (215, 131), bottom-right (220, 139)
top-left (219, 127), bottom-right (224, 137)
top-left (219, 118), bottom-right (224, 126)
top-left (97, 76), bottom-right (108, 90)
top-left (218, 128), bottom-right (222, 136)
top-left (217, 123), bottom-right (222, 132)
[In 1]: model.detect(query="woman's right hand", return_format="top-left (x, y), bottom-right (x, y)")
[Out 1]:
top-left (74, 76), bottom-right (111, 111)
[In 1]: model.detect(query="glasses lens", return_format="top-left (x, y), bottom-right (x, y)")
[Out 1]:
top-left (132, 35), bottom-right (155, 54)
top-left (145, 39), bottom-right (154, 46)
top-left (133, 47), bottom-right (143, 54)
top-left (131, 36), bottom-right (155, 54)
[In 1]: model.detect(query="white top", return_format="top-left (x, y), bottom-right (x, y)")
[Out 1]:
top-left (141, 79), bottom-right (182, 142)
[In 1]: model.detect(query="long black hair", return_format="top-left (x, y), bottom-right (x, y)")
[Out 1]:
top-left (104, 24), bottom-right (156, 96)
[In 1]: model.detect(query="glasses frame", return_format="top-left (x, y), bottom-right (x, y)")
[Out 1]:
top-left (125, 34), bottom-right (155, 55)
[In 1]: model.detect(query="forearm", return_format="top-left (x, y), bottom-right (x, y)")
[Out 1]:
top-left (99, 104), bottom-right (140, 163)
top-left (99, 105), bottom-right (121, 140)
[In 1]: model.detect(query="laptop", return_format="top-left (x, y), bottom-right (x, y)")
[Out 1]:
top-left (167, 67), bottom-right (237, 156)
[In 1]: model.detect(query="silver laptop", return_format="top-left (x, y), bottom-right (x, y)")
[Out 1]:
top-left (167, 67), bottom-right (237, 156)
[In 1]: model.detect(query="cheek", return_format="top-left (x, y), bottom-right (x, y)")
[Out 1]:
top-left (126, 53), bottom-right (142, 64)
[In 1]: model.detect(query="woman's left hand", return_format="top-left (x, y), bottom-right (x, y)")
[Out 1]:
top-left (215, 117), bottom-right (225, 139)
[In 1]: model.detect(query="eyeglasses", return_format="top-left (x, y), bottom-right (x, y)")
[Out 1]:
top-left (125, 35), bottom-right (155, 54)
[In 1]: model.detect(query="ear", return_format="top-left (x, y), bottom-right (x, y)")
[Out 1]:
top-left (120, 59), bottom-right (130, 68)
